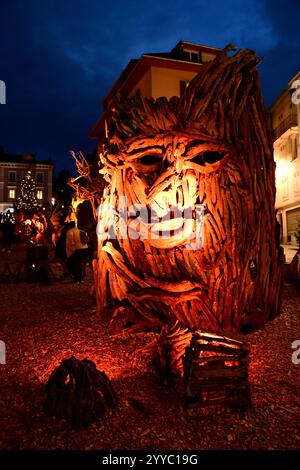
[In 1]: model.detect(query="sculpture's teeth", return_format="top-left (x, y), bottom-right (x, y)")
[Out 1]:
top-left (151, 217), bottom-right (185, 232)
top-left (151, 193), bottom-right (169, 217)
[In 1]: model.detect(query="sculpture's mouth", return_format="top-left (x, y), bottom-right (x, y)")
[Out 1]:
top-left (97, 170), bottom-right (204, 250)
top-left (127, 177), bottom-right (203, 249)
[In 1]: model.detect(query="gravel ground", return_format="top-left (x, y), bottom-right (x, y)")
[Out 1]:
top-left (0, 277), bottom-right (299, 450)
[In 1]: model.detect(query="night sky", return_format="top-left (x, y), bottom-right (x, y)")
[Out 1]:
top-left (0, 0), bottom-right (299, 172)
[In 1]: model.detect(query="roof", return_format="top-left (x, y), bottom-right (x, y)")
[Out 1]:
top-left (0, 147), bottom-right (53, 165)
top-left (101, 40), bottom-right (221, 108)
top-left (90, 40), bottom-right (221, 139)
top-left (145, 40), bottom-right (220, 60)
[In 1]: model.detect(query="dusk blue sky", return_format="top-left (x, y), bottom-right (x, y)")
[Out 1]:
top-left (0, 0), bottom-right (299, 172)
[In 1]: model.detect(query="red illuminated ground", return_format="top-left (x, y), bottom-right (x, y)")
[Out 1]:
top-left (0, 275), bottom-right (299, 450)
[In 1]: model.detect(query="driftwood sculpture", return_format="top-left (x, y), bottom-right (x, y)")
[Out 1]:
top-left (93, 47), bottom-right (282, 375)
top-left (69, 150), bottom-right (104, 221)
top-left (44, 356), bottom-right (117, 427)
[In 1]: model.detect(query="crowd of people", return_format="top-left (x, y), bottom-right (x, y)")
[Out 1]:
top-left (0, 209), bottom-right (97, 284)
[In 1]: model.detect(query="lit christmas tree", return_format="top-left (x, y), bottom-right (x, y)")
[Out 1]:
top-left (17, 170), bottom-right (38, 211)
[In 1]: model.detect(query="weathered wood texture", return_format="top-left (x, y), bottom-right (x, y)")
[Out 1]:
top-left (44, 356), bottom-right (117, 427)
top-left (69, 151), bottom-right (104, 221)
top-left (183, 330), bottom-right (251, 409)
top-left (93, 47), bottom-right (283, 341)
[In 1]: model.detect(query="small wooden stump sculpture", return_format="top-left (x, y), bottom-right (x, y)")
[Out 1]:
top-left (183, 330), bottom-right (251, 410)
top-left (155, 321), bottom-right (192, 381)
top-left (44, 356), bottom-right (117, 427)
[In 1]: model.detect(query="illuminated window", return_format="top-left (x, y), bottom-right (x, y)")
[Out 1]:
top-left (37, 190), bottom-right (43, 200)
top-left (9, 189), bottom-right (15, 199)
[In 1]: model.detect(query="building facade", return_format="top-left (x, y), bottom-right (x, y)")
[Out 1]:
top-left (90, 41), bottom-right (221, 144)
top-left (270, 72), bottom-right (300, 244)
top-left (0, 146), bottom-right (53, 213)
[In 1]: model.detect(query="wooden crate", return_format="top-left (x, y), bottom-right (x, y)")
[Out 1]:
top-left (183, 330), bottom-right (251, 410)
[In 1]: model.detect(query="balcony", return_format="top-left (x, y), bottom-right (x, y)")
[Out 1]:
top-left (273, 113), bottom-right (298, 141)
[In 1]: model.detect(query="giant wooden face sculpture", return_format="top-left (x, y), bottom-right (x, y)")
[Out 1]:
top-left (95, 49), bottom-right (282, 335)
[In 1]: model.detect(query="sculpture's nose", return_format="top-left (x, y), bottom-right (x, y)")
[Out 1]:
top-left (174, 156), bottom-right (183, 173)
top-left (166, 142), bottom-right (185, 174)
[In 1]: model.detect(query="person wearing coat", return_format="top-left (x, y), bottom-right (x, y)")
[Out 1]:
top-left (1, 216), bottom-right (14, 253)
top-left (65, 221), bottom-right (88, 282)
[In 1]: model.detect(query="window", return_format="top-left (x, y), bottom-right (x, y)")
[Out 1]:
top-left (280, 143), bottom-right (286, 157)
top-left (8, 171), bottom-right (16, 183)
top-left (182, 49), bottom-right (200, 63)
top-left (191, 52), bottom-right (200, 62)
top-left (289, 136), bottom-right (299, 161)
top-left (293, 137), bottom-right (298, 160)
top-left (37, 190), bottom-right (43, 200)
top-left (9, 189), bottom-right (15, 199)
top-left (37, 172), bottom-right (44, 183)
top-left (182, 50), bottom-right (190, 61)
top-left (294, 169), bottom-right (300, 194)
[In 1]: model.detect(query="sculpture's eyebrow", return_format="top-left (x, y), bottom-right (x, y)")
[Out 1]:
top-left (125, 135), bottom-right (165, 153)
top-left (184, 142), bottom-right (229, 159)
top-left (123, 146), bottom-right (164, 161)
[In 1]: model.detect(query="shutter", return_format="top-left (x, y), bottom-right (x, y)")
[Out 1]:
top-left (286, 207), bottom-right (300, 236)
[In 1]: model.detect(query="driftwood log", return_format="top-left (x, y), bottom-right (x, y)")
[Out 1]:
top-left (154, 321), bottom-right (193, 381)
top-left (68, 150), bottom-right (104, 222)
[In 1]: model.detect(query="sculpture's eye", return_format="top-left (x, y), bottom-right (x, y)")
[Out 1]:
top-left (132, 153), bottom-right (163, 173)
top-left (191, 150), bottom-right (224, 166)
top-left (138, 155), bottom-right (162, 166)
